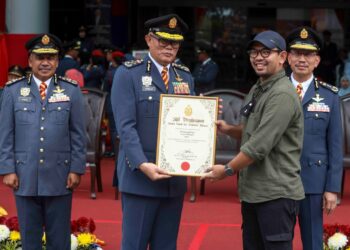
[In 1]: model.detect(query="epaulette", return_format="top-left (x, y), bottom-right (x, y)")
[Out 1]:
top-left (318, 80), bottom-right (338, 93)
top-left (58, 75), bottom-right (78, 86)
top-left (172, 63), bottom-right (190, 72)
top-left (123, 59), bottom-right (144, 68)
top-left (5, 76), bottom-right (26, 86)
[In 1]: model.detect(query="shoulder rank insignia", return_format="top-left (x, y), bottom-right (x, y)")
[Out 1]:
top-left (123, 59), bottom-right (144, 68)
top-left (318, 80), bottom-right (338, 93)
top-left (172, 63), bottom-right (190, 72)
top-left (5, 76), bottom-right (26, 86)
top-left (58, 75), bottom-right (78, 86)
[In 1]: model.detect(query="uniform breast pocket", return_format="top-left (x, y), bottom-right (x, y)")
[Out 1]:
top-left (15, 103), bottom-right (36, 124)
top-left (138, 94), bottom-right (160, 117)
top-left (305, 112), bottom-right (329, 135)
top-left (48, 103), bottom-right (70, 124)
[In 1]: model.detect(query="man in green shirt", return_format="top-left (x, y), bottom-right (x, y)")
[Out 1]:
top-left (202, 30), bottom-right (305, 249)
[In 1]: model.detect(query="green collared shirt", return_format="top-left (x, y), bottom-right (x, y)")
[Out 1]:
top-left (239, 70), bottom-right (305, 203)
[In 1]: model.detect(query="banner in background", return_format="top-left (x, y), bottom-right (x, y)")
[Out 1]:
top-left (0, 0), bottom-right (5, 32)
top-left (0, 34), bottom-right (8, 86)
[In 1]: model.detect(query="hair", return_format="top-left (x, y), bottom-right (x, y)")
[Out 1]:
top-left (91, 56), bottom-right (105, 66)
top-left (341, 75), bottom-right (350, 82)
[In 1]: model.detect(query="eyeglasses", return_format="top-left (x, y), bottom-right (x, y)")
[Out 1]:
top-left (289, 50), bottom-right (318, 59)
top-left (247, 48), bottom-right (280, 58)
top-left (149, 33), bottom-right (181, 49)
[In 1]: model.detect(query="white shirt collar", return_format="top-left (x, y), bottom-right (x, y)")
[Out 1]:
top-left (148, 53), bottom-right (170, 75)
top-left (202, 58), bottom-right (211, 66)
top-left (32, 74), bottom-right (52, 93)
top-left (290, 73), bottom-right (314, 98)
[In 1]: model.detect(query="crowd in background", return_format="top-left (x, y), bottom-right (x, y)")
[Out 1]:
top-left (1, 27), bottom-right (350, 153)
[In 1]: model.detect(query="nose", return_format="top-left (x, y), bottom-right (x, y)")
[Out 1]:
top-left (298, 54), bottom-right (307, 61)
top-left (41, 59), bottom-right (50, 66)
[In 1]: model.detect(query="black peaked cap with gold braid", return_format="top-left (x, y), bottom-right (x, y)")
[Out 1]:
top-left (25, 33), bottom-right (63, 55)
top-left (286, 26), bottom-right (322, 52)
top-left (144, 14), bottom-right (188, 42)
top-left (8, 65), bottom-right (25, 78)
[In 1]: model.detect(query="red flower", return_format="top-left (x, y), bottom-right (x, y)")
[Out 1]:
top-left (5, 216), bottom-right (19, 231)
top-left (75, 217), bottom-right (96, 233)
top-left (324, 224), bottom-right (350, 247)
top-left (0, 217), bottom-right (6, 224)
top-left (71, 220), bottom-right (78, 233)
top-left (89, 218), bottom-right (96, 233)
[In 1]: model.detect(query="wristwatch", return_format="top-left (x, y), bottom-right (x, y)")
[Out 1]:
top-left (224, 164), bottom-right (234, 176)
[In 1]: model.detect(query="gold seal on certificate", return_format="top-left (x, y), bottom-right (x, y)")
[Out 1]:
top-left (156, 94), bottom-right (218, 176)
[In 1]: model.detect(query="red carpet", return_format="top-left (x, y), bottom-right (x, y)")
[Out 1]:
top-left (1, 158), bottom-right (350, 250)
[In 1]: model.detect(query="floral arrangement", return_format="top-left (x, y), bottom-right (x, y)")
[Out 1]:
top-left (0, 206), bottom-right (105, 250)
top-left (71, 216), bottom-right (105, 250)
top-left (324, 224), bottom-right (350, 250)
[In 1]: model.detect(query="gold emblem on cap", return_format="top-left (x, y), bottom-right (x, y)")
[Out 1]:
top-left (300, 28), bottom-right (308, 39)
top-left (169, 18), bottom-right (177, 29)
top-left (42, 35), bottom-right (50, 45)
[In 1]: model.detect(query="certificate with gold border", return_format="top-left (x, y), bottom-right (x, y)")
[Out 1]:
top-left (156, 94), bottom-right (218, 177)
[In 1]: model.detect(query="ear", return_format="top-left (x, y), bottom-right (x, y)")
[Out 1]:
top-left (314, 55), bottom-right (321, 68)
top-left (279, 51), bottom-right (288, 65)
top-left (28, 54), bottom-right (33, 68)
top-left (287, 52), bottom-right (292, 65)
top-left (145, 34), bottom-right (152, 47)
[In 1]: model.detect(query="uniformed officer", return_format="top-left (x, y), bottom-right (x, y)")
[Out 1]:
top-left (111, 14), bottom-right (194, 250)
top-left (0, 34), bottom-right (86, 249)
top-left (104, 48), bottom-right (125, 159)
top-left (80, 49), bottom-right (105, 89)
top-left (192, 40), bottom-right (219, 94)
top-left (8, 65), bottom-right (25, 81)
top-left (1, 65), bottom-right (25, 110)
top-left (286, 26), bottom-right (343, 250)
top-left (56, 39), bottom-right (81, 76)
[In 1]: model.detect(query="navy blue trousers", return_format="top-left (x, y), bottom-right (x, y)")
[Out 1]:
top-left (121, 193), bottom-right (184, 250)
top-left (298, 194), bottom-right (323, 250)
top-left (241, 198), bottom-right (299, 250)
top-left (15, 194), bottom-right (72, 250)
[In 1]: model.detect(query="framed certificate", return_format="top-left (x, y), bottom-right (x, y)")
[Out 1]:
top-left (156, 94), bottom-right (218, 176)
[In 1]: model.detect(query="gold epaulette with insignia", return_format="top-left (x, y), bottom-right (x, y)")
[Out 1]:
top-left (5, 76), bottom-right (26, 86)
top-left (318, 80), bottom-right (338, 93)
top-left (172, 63), bottom-right (190, 72)
top-left (123, 59), bottom-right (144, 68)
top-left (58, 75), bottom-right (78, 86)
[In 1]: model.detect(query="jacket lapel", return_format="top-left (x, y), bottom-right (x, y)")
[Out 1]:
top-left (149, 59), bottom-right (166, 93)
top-left (167, 67), bottom-right (176, 94)
top-left (29, 77), bottom-right (42, 103)
top-left (302, 80), bottom-right (315, 106)
top-left (44, 79), bottom-right (56, 105)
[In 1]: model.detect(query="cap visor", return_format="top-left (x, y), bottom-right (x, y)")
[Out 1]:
top-left (32, 48), bottom-right (59, 54)
top-left (290, 44), bottom-right (318, 51)
top-left (155, 32), bottom-right (183, 41)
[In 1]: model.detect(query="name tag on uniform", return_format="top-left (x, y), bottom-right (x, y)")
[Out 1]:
top-left (18, 97), bottom-right (32, 102)
top-left (142, 86), bottom-right (156, 92)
